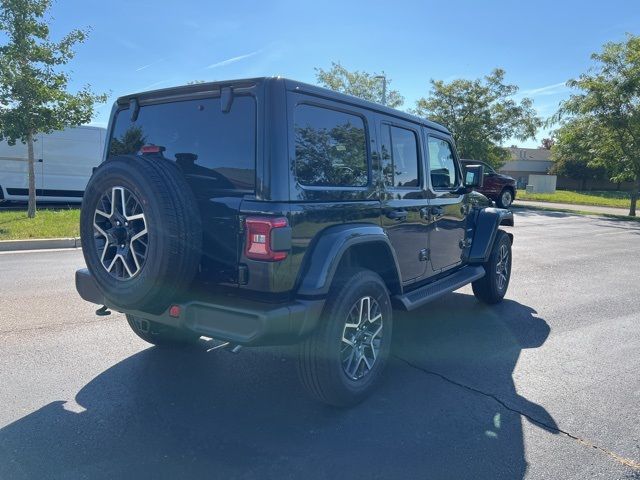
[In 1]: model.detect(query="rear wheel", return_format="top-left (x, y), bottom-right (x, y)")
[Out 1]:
top-left (472, 230), bottom-right (512, 304)
top-left (297, 269), bottom-right (393, 407)
top-left (496, 188), bottom-right (514, 208)
top-left (126, 314), bottom-right (200, 347)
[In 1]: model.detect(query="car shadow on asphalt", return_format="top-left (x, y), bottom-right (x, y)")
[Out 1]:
top-left (0, 293), bottom-right (556, 480)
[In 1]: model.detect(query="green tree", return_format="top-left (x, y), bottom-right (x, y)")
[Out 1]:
top-left (109, 126), bottom-right (147, 156)
top-left (550, 119), bottom-right (608, 190)
top-left (540, 137), bottom-right (555, 150)
top-left (315, 62), bottom-right (404, 108)
top-left (295, 123), bottom-right (367, 186)
top-left (414, 69), bottom-right (541, 168)
top-left (0, 0), bottom-right (106, 217)
top-left (554, 34), bottom-right (640, 216)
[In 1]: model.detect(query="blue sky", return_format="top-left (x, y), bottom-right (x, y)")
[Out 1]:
top-left (46, 0), bottom-right (639, 147)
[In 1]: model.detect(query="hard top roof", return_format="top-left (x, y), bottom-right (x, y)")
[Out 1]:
top-left (116, 76), bottom-right (450, 135)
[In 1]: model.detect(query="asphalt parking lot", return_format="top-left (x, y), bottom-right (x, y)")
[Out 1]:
top-left (1, 209), bottom-right (639, 479)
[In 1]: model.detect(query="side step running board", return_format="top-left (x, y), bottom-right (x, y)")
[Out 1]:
top-left (393, 265), bottom-right (486, 311)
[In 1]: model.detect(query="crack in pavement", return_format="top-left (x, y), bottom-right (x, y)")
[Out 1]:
top-left (395, 355), bottom-right (640, 472)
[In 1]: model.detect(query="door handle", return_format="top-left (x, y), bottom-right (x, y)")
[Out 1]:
top-left (37, 158), bottom-right (43, 163)
top-left (386, 210), bottom-right (407, 220)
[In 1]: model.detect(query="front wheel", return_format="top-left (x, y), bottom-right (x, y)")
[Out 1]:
top-left (297, 269), bottom-right (393, 407)
top-left (472, 230), bottom-right (512, 304)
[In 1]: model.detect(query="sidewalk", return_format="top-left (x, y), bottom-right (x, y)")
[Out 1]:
top-left (513, 199), bottom-right (631, 216)
top-left (0, 237), bottom-right (81, 252)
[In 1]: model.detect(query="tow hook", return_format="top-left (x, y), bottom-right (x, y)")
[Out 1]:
top-left (205, 341), bottom-right (243, 354)
top-left (95, 305), bottom-right (111, 316)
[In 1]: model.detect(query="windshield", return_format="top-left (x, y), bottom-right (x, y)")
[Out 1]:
top-left (482, 162), bottom-right (496, 174)
top-left (108, 95), bottom-right (256, 191)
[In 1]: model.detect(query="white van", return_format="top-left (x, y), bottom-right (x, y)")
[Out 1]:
top-left (0, 126), bottom-right (106, 204)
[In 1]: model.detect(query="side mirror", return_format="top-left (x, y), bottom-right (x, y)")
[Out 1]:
top-left (464, 164), bottom-right (484, 188)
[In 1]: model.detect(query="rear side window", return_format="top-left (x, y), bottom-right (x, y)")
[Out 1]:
top-left (294, 104), bottom-right (368, 187)
top-left (380, 125), bottom-right (420, 188)
top-left (109, 96), bottom-right (256, 191)
top-left (428, 137), bottom-right (458, 189)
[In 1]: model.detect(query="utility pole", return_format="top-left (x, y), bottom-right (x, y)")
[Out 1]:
top-left (374, 74), bottom-right (387, 106)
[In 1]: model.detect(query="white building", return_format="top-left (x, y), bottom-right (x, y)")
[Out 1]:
top-left (499, 147), bottom-right (553, 188)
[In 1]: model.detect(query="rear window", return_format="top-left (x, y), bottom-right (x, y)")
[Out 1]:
top-left (108, 96), bottom-right (256, 191)
top-left (294, 104), bottom-right (368, 187)
top-left (380, 125), bottom-right (420, 188)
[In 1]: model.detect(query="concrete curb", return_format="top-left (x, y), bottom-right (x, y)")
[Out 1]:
top-left (513, 200), bottom-right (630, 216)
top-left (0, 237), bottom-right (81, 252)
top-left (511, 204), bottom-right (640, 221)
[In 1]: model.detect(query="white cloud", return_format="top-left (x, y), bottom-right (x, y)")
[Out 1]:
top-left (135, 58), bottom-right (164, 72)
top-left (206, 50), bottom-right (261, 69)
top-left (141, 79), bottom-right (172, 90)
top-left (520, 82), bottom-right (570, 97)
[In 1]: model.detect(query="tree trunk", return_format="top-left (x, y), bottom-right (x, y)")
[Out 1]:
top-left (630, 179), bottom-right (639, 217)
top-left (27, 132), bottom-right (36, 218)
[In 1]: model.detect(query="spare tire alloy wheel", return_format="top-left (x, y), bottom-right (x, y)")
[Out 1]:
top-left (341, 296), bottom-right (384, 381)
top-left (81, 156), bottom-right (202, 312)
top-left (93, 186), bottom-right (148, 280)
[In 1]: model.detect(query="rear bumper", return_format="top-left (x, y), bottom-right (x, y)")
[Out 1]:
top-left (75, 269), bottom-right (324, 346)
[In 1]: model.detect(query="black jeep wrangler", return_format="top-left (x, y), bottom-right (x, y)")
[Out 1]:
top-left (76, 77), bottom-right (513, 406)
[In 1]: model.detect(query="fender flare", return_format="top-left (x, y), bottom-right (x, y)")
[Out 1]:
top-left (296, 223), bottom-right (402, 297)
top-left (468, 207), bottom-right (514, 264)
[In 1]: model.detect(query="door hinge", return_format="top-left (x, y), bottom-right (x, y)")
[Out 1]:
top-left (419, 248), bottom-right (430, 262)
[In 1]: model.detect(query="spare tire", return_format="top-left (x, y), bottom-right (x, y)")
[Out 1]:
top-left (80, 155), bottom-right (202, 312)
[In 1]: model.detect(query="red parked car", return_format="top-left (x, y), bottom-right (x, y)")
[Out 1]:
top-left (461, 160), bottom-right (516, 208)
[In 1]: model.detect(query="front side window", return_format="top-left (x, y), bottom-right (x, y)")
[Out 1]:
top-left (463, 161), bottom-right (495, 176)
top-left (109, 96), bottom-right (256, 191)
top-left (482, 162), bottom-right (496, 175)
top-left (428, 137), bottom-right (458, 189)
top-left (380, 125), bottom-right (420, 188)
top-left (295, 104), bottom-right (368, 187)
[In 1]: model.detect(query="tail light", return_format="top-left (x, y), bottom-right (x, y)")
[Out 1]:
top-left (245, 217), bottom-right (289, 261)
top-left (140, 144), bottom-right (165, 154)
